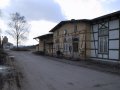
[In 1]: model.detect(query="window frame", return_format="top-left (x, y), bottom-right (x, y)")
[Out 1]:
top-left (98, 28), bottom-right (108, 54)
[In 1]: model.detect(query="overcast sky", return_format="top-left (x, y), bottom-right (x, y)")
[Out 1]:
top-left (0, 0), bottom-right (120, 45)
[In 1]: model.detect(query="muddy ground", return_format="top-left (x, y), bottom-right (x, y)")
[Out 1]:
top-left (0, 56), bottom-right (25, 90)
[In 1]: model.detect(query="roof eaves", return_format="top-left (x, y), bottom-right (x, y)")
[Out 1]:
top-left (92, 10), bottom-right (120, 21)
top-left (33, 33), bottom-right (53, 39)
top-left (49, 21), bottom-right (65, 32)
top-left (49, 19), bottom-right (90, 32)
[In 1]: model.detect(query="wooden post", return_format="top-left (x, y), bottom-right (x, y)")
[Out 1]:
top-left (85, 30), bottom-right (87, 60)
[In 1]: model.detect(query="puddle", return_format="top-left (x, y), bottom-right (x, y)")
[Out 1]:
top-left (0, 66), bottom-right (12, 74)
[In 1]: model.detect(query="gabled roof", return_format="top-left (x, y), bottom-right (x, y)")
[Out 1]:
top-left (92, 10), bottom-right (120, 22)
top-left (49, 10), bottom-right (120, 32)
top-left (34, 10), bottom-right (120, 39)
top-left (34, 33), bottom-right (53, 40)
top-left (49, 19), bottom-right (90, 32)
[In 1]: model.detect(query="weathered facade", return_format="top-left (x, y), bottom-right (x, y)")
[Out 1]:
top-left (89, 11), bottom-right (120, 62)
top-left (34, 10), bottom-right (120, 63)
top-left (49, 19), bottom-right (91, 59)
top-left (35, 44), bottom-right (39, 51)
top-left (34, 33), bottom-right (53, 55)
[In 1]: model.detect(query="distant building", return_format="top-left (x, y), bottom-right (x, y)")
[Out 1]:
top-left (2, 36), bottom-right (13, 49)
top-left (2, 36), bottom-right (8, 44)
top-left (3, 42), bottom-right (13, 49)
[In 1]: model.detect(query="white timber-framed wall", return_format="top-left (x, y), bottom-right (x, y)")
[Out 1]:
top-left (89, 13), bottom-right (120, 61)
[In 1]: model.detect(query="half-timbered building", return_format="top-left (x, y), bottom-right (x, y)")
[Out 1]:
top-left (89, 11), bottom-right (120, 62)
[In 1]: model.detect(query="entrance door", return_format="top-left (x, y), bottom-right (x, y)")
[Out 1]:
top-left (72, 38), bottom-right (79, 58)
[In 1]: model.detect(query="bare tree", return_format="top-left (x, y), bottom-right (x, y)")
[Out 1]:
top-left (6, 12), bottom-right (30, 48)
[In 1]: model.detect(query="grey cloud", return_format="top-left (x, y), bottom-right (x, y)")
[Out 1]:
top-left (4, 0), bottom-right (65, 22)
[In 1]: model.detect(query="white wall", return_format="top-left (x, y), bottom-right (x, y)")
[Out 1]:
top-left (109, 50), bottom-right (119, 59)
top-left (109, 20), bottom-right (119, 29)
top-left (109, 40), bottom-right (119, 49)
top-left (90, 19), bottom-right (120, 61)
top-left (109, 30), bottom-right (119, 39)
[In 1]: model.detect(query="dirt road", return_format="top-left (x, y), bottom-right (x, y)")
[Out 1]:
top-left (9, 51), bottom-right (120, 90)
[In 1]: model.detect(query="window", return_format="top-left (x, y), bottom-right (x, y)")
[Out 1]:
top-left (99, 28), bottom-right (108, 53)
top-left (74, 24), bottom-right (77, 32)
top-left (99, 29), bottom-right (108, 36)
top-left (64, 44), bottom-right (69, 52)
top-left (73, 38), bottom-right (79, 52)
top-left (64, 29), bottom-right (67, 35)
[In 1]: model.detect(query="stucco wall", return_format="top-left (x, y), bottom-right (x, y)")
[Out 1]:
top-left (53, 22), bottom-right (91, 59)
